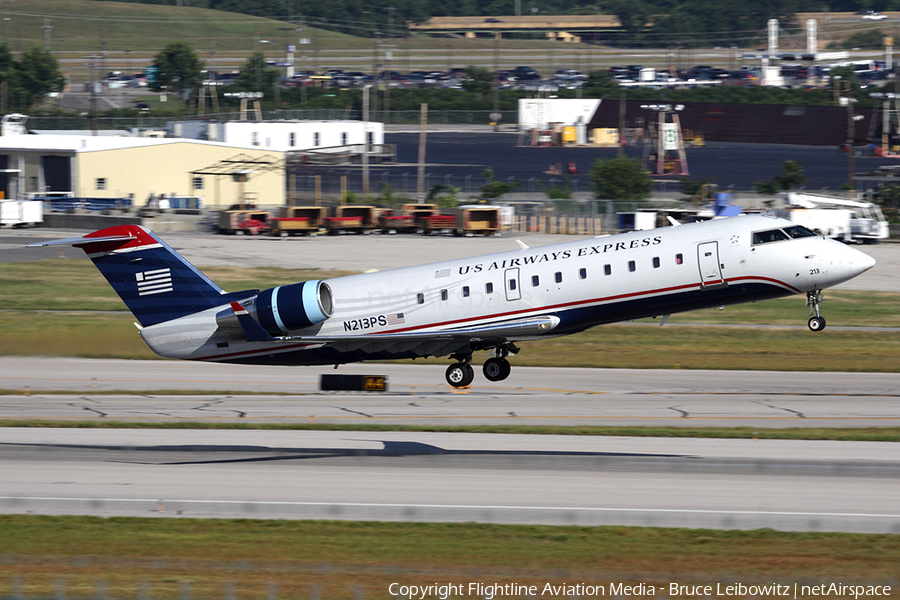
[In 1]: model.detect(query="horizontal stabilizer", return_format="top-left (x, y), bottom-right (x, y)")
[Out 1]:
top-left (229, 302), bottom-right (277, 342)
top-left (25, 234), bottom-right (136, 248)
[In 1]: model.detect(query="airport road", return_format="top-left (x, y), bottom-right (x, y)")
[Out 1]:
top-left (1, 428), bottom-right (898, 533)
top-left (1, 358), bottom-right (899, 428)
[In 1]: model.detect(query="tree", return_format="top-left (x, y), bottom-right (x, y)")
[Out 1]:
top-left (754, 160), bottom-right (806, 196)
top-left (151, 42), bottom-right (203, 99)
top-left (237, 51), bottom-right (280, 93)
top-left (607, 0), bottom-right (650, 35)
top-left (13, 46), bottom-right (64, 108)
top-left (590, 157), bottom-right (652, 200)
top-left (462, 66), bottom-right (493, 97)
top-left (426, 184), bottom-right (460, 208)
top-left (480, 167), bottom-right (519, 199)
top-left (0, 44), bottom-right (15, 111)
top-left (584, 70), bottom-right (620, 98)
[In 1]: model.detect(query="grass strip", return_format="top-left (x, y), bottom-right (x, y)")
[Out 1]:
top-left (0, 420), bottom-right (898, 441)
top-left (0, 516), bottom-right (898, 600)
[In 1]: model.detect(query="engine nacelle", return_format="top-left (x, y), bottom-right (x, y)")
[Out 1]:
top-left (256, 280), bottom-right (334, 334)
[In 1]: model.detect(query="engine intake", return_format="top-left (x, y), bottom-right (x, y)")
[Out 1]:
top-left (256, 280), bottom-right (333, 334)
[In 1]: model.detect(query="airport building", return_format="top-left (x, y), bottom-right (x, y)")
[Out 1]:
top-left (0, 117), bottom-right (384, 207)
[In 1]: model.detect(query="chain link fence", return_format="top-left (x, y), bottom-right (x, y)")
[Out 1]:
top-left (24, 111), bottom-right (519, 132)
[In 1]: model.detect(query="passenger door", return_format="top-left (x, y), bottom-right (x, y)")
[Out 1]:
top-left (697, 241), bottom-right (726, 289)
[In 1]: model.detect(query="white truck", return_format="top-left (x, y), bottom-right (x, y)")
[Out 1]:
top-left (774, 192), bottom-right (889, 243)
top-left (0, 200), bottom-right (43, 227)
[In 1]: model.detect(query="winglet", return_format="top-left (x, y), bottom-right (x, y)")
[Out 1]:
top-left (667, 216), bottom-right (681, 227)
top-left (515, 239), bottom-right (529, 250)
top-left (230, 301), bottom-right (276, 342)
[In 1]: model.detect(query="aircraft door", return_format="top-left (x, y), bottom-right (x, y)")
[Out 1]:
top-left (697, 241), bottom-right (726, 289)
top-left (504, 268), bottom-right (521, 301)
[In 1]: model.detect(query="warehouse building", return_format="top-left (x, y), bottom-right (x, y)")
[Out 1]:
top-left (0, 118), bottom-right (384, 207)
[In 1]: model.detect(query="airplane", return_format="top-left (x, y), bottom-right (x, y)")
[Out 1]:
top-left (28, 214), bottom-right (875, 387)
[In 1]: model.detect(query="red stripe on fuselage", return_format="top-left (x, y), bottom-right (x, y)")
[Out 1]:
top-left (192, 275), bottom-right (800, 362)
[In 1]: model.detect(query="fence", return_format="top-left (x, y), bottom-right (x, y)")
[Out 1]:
top-left (288, 172), bottom-right (584, 198)
top-left (24, 111), bottom-right (520, 132)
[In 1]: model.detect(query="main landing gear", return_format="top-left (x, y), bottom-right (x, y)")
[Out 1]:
top-left (445, 361), bottom-right (475, 387)
top-left (807, 290), bottom-right (826, 332)
top-left (445, 344), bottom-right (519, 387)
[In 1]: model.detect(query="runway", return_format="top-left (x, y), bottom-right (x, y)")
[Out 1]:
top-left (1, 428), bottom-right (898, 533)
top-left (2, 358), bottom-right (900, 427)
top-left (1, 358), bottom-right (897, 532)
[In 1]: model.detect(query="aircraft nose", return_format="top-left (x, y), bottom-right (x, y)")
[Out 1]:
top-left (851, 251), bottom-right (876, 276)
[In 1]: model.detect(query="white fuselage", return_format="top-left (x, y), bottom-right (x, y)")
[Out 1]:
top-left (139, 215), bottom-right (875, 364)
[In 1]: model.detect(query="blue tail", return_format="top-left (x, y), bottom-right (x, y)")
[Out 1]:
top-left (32, 225), bottom-right (255, 327)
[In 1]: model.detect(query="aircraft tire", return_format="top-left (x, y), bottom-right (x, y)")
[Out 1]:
top-left (483, 358), bottom-right (511, 382)
top-left (808, 316), bottom-right (826, 332)
top-left (446, 363), bottom-right (475, 387)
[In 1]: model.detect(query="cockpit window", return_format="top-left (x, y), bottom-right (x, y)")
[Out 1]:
top-left (752, 229), bottom-right (790, 245)
top-left (783, 225), bottom-right (817, 239)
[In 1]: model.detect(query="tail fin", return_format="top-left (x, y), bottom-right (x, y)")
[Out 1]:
top-left (28, 225), bottom-right (255, 327)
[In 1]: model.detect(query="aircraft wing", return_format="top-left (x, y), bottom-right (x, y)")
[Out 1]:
top-left (226, 302), bottom-right (559, 354)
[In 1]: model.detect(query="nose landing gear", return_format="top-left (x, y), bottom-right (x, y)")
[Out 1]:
top-left (807, 290), bottom-right (826, 332)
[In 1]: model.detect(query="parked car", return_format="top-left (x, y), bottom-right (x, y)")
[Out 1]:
top-left (554, 69), bottom-right (586, 81)
top-left (511, 66), bottom-right (541, 80)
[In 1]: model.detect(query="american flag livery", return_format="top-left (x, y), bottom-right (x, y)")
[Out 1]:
top-left (385, 313), bottom-right (405, 325)
top-left (136, 268), bottom-right (173, 296)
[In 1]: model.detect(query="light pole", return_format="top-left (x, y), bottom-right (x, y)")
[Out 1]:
top-left (256, 39), bottom-right (270, 91)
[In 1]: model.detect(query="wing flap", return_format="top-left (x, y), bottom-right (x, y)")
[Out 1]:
top-left (228, 308), bottom-right (560, 354)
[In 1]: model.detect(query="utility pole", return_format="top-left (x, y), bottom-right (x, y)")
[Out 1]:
top-left (42, 18), bottom-right (52, 51)
top-left (362, 85), bottom-right (370, 197)
top-left (417, 103), bottom-right (428, 201)
top-left (492, 30), bottom-right (500, 132)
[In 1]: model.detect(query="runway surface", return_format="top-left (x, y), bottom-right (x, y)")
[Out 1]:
top-left (2, 428), bottom-right (898, 533)
top-left (2, 358), bottom-right (900, 428)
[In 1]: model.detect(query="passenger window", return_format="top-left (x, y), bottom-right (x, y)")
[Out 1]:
top-left (604, 264), bottom-right (612, 276)
top-left (441, 289), bottom-right (448, 301)
top-left (752, 229), bottom-right (790, 245)
top-left (509, 279), bottom-right (517, 291)
top-left (652, 257), bottom-right (660, 268)
top-left (462, 286), bottom-right (470, 297)
top-left (417, 293), bottom-right (424, 304)
top-left (579, 268), bottom-right (587, 279)
top-left (628, 260), bottom-right (636, 272)
top-left (532, 275), bottom-right (539, 287)
top-left (555, 272), bottom-right (562, 283)
top-left (486, 282), bottom-right (494, 294)
top-left (676, 253), bottom-right (683, 265)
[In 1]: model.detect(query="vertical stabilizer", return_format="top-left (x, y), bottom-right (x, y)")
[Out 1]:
top-left (29, 225), bottom-right (255, 326)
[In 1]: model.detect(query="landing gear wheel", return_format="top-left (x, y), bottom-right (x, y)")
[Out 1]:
top-left (806, 290), bottom-right (826, 332)
top-left (808, 316), bottom-right (826, 332)
top-left (446, 363), bottom-right (475, 387)
top-left (482, 357), bottom-right (511, 382)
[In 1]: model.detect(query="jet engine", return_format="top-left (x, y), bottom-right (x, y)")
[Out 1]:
top-left (254, 280), bottom-right (334, 334)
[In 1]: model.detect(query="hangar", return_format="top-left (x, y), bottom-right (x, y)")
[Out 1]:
top-left (0, 118), bottom-right (385, 208)
top-left (0, 134), bottom-right (286, 208)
